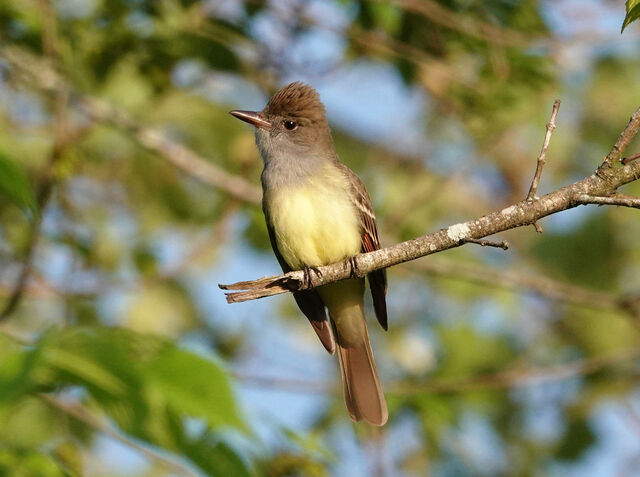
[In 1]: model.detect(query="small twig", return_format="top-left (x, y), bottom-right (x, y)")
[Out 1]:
top-left (40, 394), bottom-right (200, 477)
top-left (602, 112), bottom-right (640, 167)
top-left (574, 194), bottom-right (640, 209)
top-left (621, 152), bottom-right (640, 165)
top-left (526, 99), bottom-right (561, 201)
top-left (463, 238), bottom-right (510, 250)
top-left (533, 222), bottom-right (544, 233)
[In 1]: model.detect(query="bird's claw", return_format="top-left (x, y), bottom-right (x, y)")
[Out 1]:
top-left (348, 257), bottom-right (360, 278)
top-left (302, 266), bottom-right (322, 288)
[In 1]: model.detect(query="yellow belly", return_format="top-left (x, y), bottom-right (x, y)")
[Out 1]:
top-left (266, 169), bottom-right (361, 270)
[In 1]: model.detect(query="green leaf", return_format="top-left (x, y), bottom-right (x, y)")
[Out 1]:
top-left (0, 334), bottom-right (42, 404)
top-left (43, 327), bottom-right (245, 431)
top-left (0, 447), bottom-right (70, 477)
top-left (145, 346), bottom-right (246, 431)
top-left (622, 0), bottom-right (640, 32)
top-left (182, 439), bottom-right (252, 477)
top-left (0, 397), bottom-right (62, 450)
top-left (43, 328), bottom-right (151, 398)
top-left (208, 442), bottom-right (251, 477)
top-left (45, 348), bottom-right (128, 396)
top-left (36, 327), bottom-right (249, 476)
top-left (257, 451), bottom-right (328, 477)
top-left (0, 151), bottom-right (37, 214)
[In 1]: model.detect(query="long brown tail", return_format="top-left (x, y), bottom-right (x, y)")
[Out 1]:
top-left (320, 279), bottom-right (388, 426)
top-left (334, 317), bottom-right (387, 425)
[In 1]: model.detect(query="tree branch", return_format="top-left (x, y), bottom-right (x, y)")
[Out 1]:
top-left (220, 104), bottom-right (640, 303)
top-left (463, 238), bottom-right (510, 250)
top-left (526, 99), bottom-right (560, 200)
top-left (574, 193), bottom-right (640, 209)
top-left (602, 109), bottom-right (640, 167)
top-left (622, 152), bottom-right (640, 165)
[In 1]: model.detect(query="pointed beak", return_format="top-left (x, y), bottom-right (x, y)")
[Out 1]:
top-left (229, 110), bottom-right (272, 129)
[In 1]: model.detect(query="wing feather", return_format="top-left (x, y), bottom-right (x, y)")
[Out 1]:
top-left (336, 163), bottom-right (388, 330)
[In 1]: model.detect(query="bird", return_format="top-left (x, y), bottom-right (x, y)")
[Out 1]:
top-left (230, 82), bottom-right (388, 426)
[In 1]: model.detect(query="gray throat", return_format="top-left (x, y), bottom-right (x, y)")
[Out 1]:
top-left (260, 153), bottom-right (327, 192)
top-left (257, 131), bottom-right (334, 192)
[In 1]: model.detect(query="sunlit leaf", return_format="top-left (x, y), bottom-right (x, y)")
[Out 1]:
top-left (0, 447), bottom-right (70, 477)
top-left (33, 327), bottom-right (249, 475)
top-left (43, 327), bottom-right (245, 431)
top-left (0, 397), bottom-right (62, 450)
top-left (622, 0), bottom-right (640, 32)
top-left (145, 346), bottom-right (246, 431)
top-left (0, 334), bottom-right (41, 402)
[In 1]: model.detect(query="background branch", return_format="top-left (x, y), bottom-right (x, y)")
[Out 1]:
top-left (237, 347), bottom-right (640, 395)
top-left (409, 257), bottom-right (639, 317)
top-left (380, 0), bottom-right (538, 48)
top-left (0, 4), bottom-right (69, 320)
top-left (1, 46), bottom-right (262, 205)
top-left (40, 394), bottom-right (200, 477)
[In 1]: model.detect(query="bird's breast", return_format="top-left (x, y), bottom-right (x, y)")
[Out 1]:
top-left (265, 166), bottom-right (361, 270)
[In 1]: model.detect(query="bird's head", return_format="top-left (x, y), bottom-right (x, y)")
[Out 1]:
top-left (230, 82), bottom-right (334, 166)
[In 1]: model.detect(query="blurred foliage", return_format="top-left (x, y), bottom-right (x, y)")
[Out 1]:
top-left (0, 150), bottom-right (37, 215)
top-left (1, 0), bottom-right (640, 476)
top-left (0, 327), bottom-right (248, 476)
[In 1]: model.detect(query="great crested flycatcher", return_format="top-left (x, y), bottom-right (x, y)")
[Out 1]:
top-left (230, 82), bottom-right (388, 426)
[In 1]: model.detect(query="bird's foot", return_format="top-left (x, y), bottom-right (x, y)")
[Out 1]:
top-left (302, 266), bottom-right (322, 288)
top-left (348, 257), bottom-right (360, 278)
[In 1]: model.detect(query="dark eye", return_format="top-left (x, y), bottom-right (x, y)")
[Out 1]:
top-left (283, 120), bottom-right (297, 130)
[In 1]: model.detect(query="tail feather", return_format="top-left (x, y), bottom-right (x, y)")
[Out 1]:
top-left (320, 279), bottom-right (388, 426)
top-left (293, 291), bottom-right (335, 354)
top-left (335, 320), bottom-right (388, 426)
top-left (309, 318), bottom-right (335, 354)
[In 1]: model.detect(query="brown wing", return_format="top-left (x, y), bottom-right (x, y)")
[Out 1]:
top-left (263, 207), bottom-right (335, 354)
top-left (336, 163), bottom-right (388, 331)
